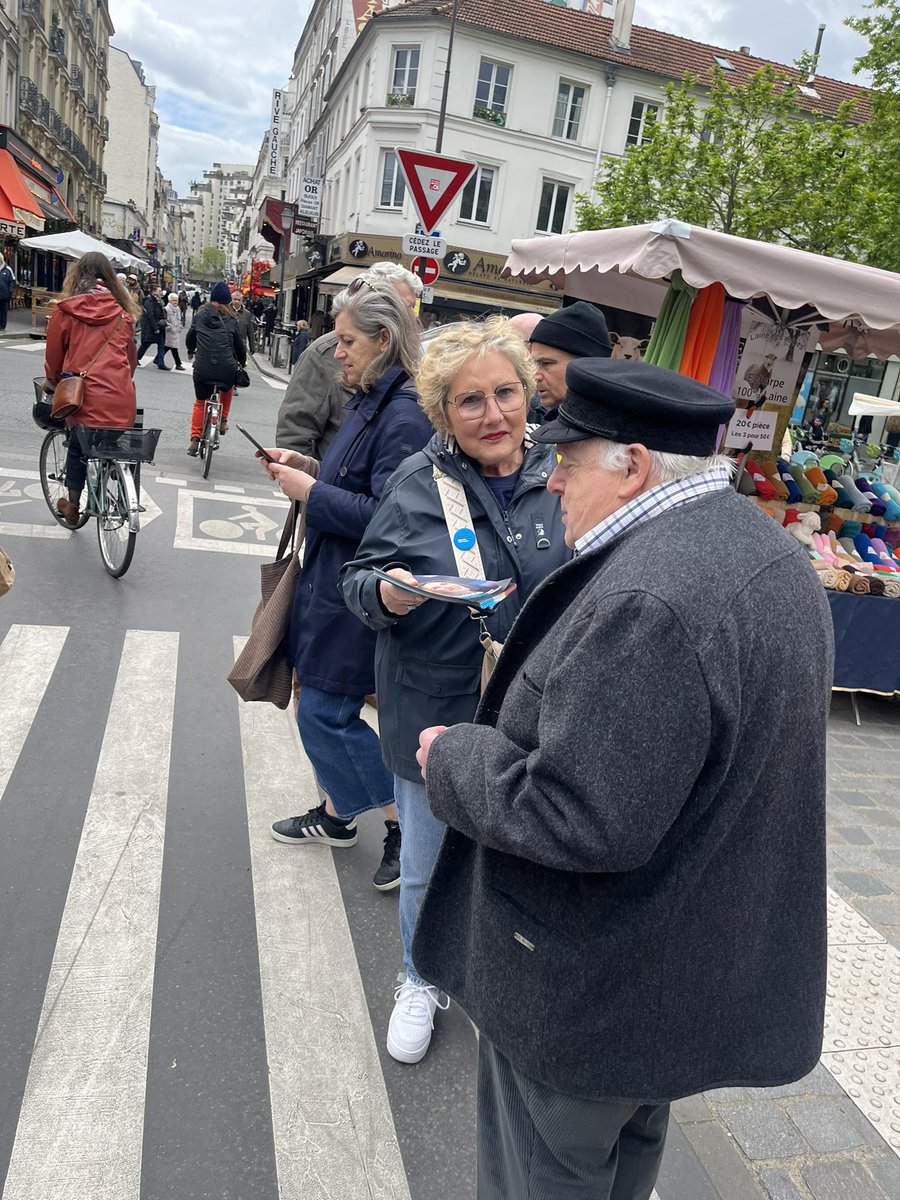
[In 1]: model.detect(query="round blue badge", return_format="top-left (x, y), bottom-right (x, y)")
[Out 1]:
top-left (453, 528), bottom-right (476, 551)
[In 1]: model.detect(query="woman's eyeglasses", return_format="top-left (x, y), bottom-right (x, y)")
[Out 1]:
top-left (346, 276), bottom-right (379, 297)
top-left (450, 381), bottom-right (526, 421)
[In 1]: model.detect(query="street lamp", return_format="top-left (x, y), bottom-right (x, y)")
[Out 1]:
top-left (279, 203), bottom-right (293, 326)
top-left (76, 192), bottom-right (87, 231)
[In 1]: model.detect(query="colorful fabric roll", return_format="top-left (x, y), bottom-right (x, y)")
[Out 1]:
top-left (833, 570), bottom-right (853, 591)
top-left (804, 465), bottom-right (838, 505)
top-left (850, 575), bottom-right (871, 594)
top-left (883, 578), bottom-right (900, 599)
top-left (870, 576), bottom-right (886, 596)
top-left (788, 464), bottom-right (821, 504)
top-left (840, 520), bottom-right (863, 538)
top-left (679, 282), bottom-right (726, 384)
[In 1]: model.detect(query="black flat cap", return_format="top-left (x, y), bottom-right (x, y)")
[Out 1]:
top-left (532, 359), bottom-right (735, 456)
top-left (530, 301), bottom-right (612, 358)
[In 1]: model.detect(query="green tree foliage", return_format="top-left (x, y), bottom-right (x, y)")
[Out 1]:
top-left (846, 0), bottom-right (900, 272)
top-left (575, 66), bottom-right (869, 261)
top-left (198, 246), bottom-right (226, 276)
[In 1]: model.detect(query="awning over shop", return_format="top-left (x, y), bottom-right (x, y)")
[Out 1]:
top-left (0, 149), bottom-right (44, 233)
top-left (107, 237), bottom-right (150, 261)
top-left (36, 190), bottom-right (76, 224)
top-left (257, 198), bottom-right (293, 263)
top-left (318, 265), bottom-right (364, 294)
top-left (432, 285), bottom-right (559, 315)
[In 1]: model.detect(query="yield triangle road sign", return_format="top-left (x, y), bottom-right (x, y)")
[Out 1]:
top-left (395, 148), bottom-right (477, 235)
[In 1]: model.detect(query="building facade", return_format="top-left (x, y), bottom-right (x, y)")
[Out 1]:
top-left (100, 46), bottom-right (159, 264)
top-left (0, 0), bottom-right (17, 131)
top-left (15, 0), bottom-right (112, 230)
top-left (184, 162), bottom-right (253, 277)
top-left (274, 0), bottom-right (868, 323)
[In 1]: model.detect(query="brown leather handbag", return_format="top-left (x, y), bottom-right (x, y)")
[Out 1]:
top-left (50, 314), bottom-right (125, 420)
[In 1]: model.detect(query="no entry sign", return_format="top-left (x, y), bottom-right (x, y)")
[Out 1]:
top-left (410, 256), bottom-right (440, 286)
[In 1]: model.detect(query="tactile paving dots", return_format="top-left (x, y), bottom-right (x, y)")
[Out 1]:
top-left (821, 1049), bottom-right (900, 1151)
top-left (828, 891), bottom-right (888, 947)
top-left (824, 944), bottom-right (900, 1052)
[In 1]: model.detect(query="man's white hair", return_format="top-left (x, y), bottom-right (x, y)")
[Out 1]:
top-left (595, 438), bottom-right (735, 484)
top-left (365, 260), bottom-right (423, 296)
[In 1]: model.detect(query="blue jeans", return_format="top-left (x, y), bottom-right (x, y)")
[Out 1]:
top-left (296, 685), bottom-right (393, 820)
top-left (394, 774), bottom-right (446, 985)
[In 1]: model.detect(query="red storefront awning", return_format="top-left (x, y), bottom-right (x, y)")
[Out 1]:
top-left (0, 149), bottom-right (44, 233)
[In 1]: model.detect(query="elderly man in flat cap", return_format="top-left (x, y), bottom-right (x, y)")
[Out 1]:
top-left (413, 359), bottom-right (833, 1200)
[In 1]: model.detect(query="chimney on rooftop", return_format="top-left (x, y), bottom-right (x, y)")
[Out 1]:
top-left (739, 45), bottom-right (750, 55)
top-left (610, 0), bottom-right (635, 51)
top-left (808, 23), bottom-right (826, 84)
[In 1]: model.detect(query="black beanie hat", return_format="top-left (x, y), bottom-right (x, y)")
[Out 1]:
top-left (210, 281), bottom-right (232, 305)
top-left (529, 301), bottom-right (612, 358)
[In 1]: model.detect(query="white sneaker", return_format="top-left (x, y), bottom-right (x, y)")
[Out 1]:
top-left (386, 979), bottom-right (449, 1064)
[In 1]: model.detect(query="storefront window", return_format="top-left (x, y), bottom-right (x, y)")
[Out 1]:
top-left (806, 353), bottom-right (888, 427)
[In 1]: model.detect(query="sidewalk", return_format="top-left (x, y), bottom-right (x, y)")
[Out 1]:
top-left (666, 691), bottom-right (900, 1200)
top-left (250, 348), bottom-right (290, 387)
top-left (0, 308), bottom-right (38, 340)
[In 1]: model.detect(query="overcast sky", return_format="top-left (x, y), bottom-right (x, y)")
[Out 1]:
top-left (106, 0), bottom-right (875, 196)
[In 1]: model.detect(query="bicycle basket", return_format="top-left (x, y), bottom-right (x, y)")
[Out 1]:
top-left (75, 426), bottom-right (162, 463)
top-left (31, 378), bottom-right (65, 431)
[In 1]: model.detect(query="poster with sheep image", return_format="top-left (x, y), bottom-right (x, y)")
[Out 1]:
top-left (732, 321), bottom-right (812, 414)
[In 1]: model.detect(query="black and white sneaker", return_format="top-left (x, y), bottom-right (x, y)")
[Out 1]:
top-left (271, 803), bottom-right (358, 847)
top-left (373, 820), bottom-right (401, 891)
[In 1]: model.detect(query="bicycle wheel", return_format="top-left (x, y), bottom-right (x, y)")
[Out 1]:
top-left (96, 460), bottom-right (137, 577)
top-left (39, 429), bottom-right (90, 529)
top-left (202, 408), bottom-right (215, 479)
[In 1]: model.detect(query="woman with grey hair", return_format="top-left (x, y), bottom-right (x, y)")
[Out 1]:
top-left (258, 281), bottom-right (433, 890)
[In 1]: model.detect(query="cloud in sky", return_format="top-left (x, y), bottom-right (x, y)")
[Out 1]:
top-left (107, 0), bottom-right (874, 195)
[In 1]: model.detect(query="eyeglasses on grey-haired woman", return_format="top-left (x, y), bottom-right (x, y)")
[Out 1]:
top-left (450, 380), bottom-right (526, 421)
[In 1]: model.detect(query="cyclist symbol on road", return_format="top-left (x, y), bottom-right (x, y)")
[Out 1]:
top-left (198, 504), bottom-right (282, 542)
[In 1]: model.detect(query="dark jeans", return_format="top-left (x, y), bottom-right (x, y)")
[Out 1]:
top-left (137, 334), bottom-right (164, 364)
top-left (296, 685), bottom-right (394, 820)
top-left (65, 435), bottom-right (87, 495)
top-left (477, 1040), bottom-right (669, 1200)
top-left (0, 296), bottom-right (9, 330)
top-left (163, 346), bottom-right (183, 368)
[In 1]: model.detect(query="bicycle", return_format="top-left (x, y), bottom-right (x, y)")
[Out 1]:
top-left (34, 381), bottom-right (161, 578)
top-left (197, 383), bottom-right (226, 480)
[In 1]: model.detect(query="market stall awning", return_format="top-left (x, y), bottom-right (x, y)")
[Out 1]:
top-left (848, 393), bottom-right (900, 419)
top-left (0, 149), bottom-right (44, 231)
top-left (505, 220), bottom-right (900, 353)
top-left (19, 229), bottom-right (153, 272)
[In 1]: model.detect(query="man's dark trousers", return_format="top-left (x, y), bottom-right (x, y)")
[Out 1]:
top-left (137, 333), bottom-right (165, 365)
top-left (477, 1040), bottom-right (669, 1200)
top-left (0, 297), bottom-right (9, 331)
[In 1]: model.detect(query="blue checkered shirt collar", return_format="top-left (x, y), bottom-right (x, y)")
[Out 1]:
top-left (575, 464), bottom-right (733, 556)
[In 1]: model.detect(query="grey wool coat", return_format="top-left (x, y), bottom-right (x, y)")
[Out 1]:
top-left (412, 487), bottom-right (834, 1103)
top-left (275, 331), bottom-right (353, 460)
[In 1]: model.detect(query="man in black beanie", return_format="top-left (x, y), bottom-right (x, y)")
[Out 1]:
top-left (528, 300), bottom-right (612, 419)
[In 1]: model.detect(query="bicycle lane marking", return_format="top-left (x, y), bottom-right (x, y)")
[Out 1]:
top-left (174, 489), bottom-right (289, 555)
top-left (1, 630), bottom-right (179, 1200)
top-left (0, 467), bottom-right (162, 536)
top-left (0, 624), bottom-right (69, 805)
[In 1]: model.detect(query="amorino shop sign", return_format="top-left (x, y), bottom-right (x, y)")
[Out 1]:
top-left (330, 234), bottom-right (556, 297)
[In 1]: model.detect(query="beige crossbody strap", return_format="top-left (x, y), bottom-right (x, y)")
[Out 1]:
top-left (433, 465), bottom-right (486, 580)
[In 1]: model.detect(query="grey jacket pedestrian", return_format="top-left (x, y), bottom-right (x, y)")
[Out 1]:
top-left (164, 303), bottom-right (182, 348)
top-left (233, 305), bottom-right (257, 355)
top-left (341, 435), bottom-right (570, 780)
top-left (275, 331), bottom-right (353, 460)
top-left (413, 488), bottom-right (833, 1103)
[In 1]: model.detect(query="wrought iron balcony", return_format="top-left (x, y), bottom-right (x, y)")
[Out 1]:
top-left (38, 96), bottom-right (50, 127)
top-left (19, 78), bottom-right (40, 116)
top-left (100, 115), bottom-right (109, 139)
top-left (61, 124), bottom-right (73, 150)
top-left (87, 94), bottom-right (99, 120)
top-left (21, 0), bottom-right (44, 29)
top-left (49, 26), bottom-right (67, 68)
top-left (72, 65), bottom-right (85, 98)
top-left (98, 50), bottom-right (107, 76)
top-left (50, 109), bottom-right (63, 140)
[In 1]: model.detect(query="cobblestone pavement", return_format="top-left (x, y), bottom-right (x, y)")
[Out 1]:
top-left (668, 692), bottom-right (900, 1200)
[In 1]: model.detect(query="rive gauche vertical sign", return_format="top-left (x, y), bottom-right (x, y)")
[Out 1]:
top-left (267, 89), bottom-right (283, 179)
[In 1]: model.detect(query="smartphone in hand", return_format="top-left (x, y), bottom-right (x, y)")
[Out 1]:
top-left (235, 423), bottom-right (275, 464)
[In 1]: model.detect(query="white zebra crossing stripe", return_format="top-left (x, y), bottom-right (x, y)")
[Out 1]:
top-left (2, 629), bottom-right (178, 1200)
top-left (0, 624), bottom-right (68, 804)
top-left (234, 639), bottom-right (410, 1200)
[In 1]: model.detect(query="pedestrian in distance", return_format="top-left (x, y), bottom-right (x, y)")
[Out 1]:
top-left (341, 316), bottom-right (571, 1064)
top-left (190, 290), bottom-right (202, 316)
top-left (185, 281), bottom-right (246, 455)
top-left (259, 281), bottom-right (433, 891)
top-left (413, 358), bottom-right (834, 1200)
top-left (230, 291), bottom-right (257, 356)
top-left (0, 253), bottom-right (17, 332)
top-left (178, 289), bottom-right (189, 325)
top-left (289, 320), bottom-right (310, 372)
top-left (42, 251), bottom-right (139, 525)
top-left (137, 286), bottom-right (169, 369)
top-left (528, 301), bottom-right (612, 421)
top-left (262, 302), bottom-right (277, 349)
top-left (275, 262), bottom-right (422, 460)
top-left (163, 293), bottom-right (186, 371)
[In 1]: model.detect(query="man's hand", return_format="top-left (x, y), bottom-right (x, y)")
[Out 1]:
top-left (417, 726), bottom-right (449, 779)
